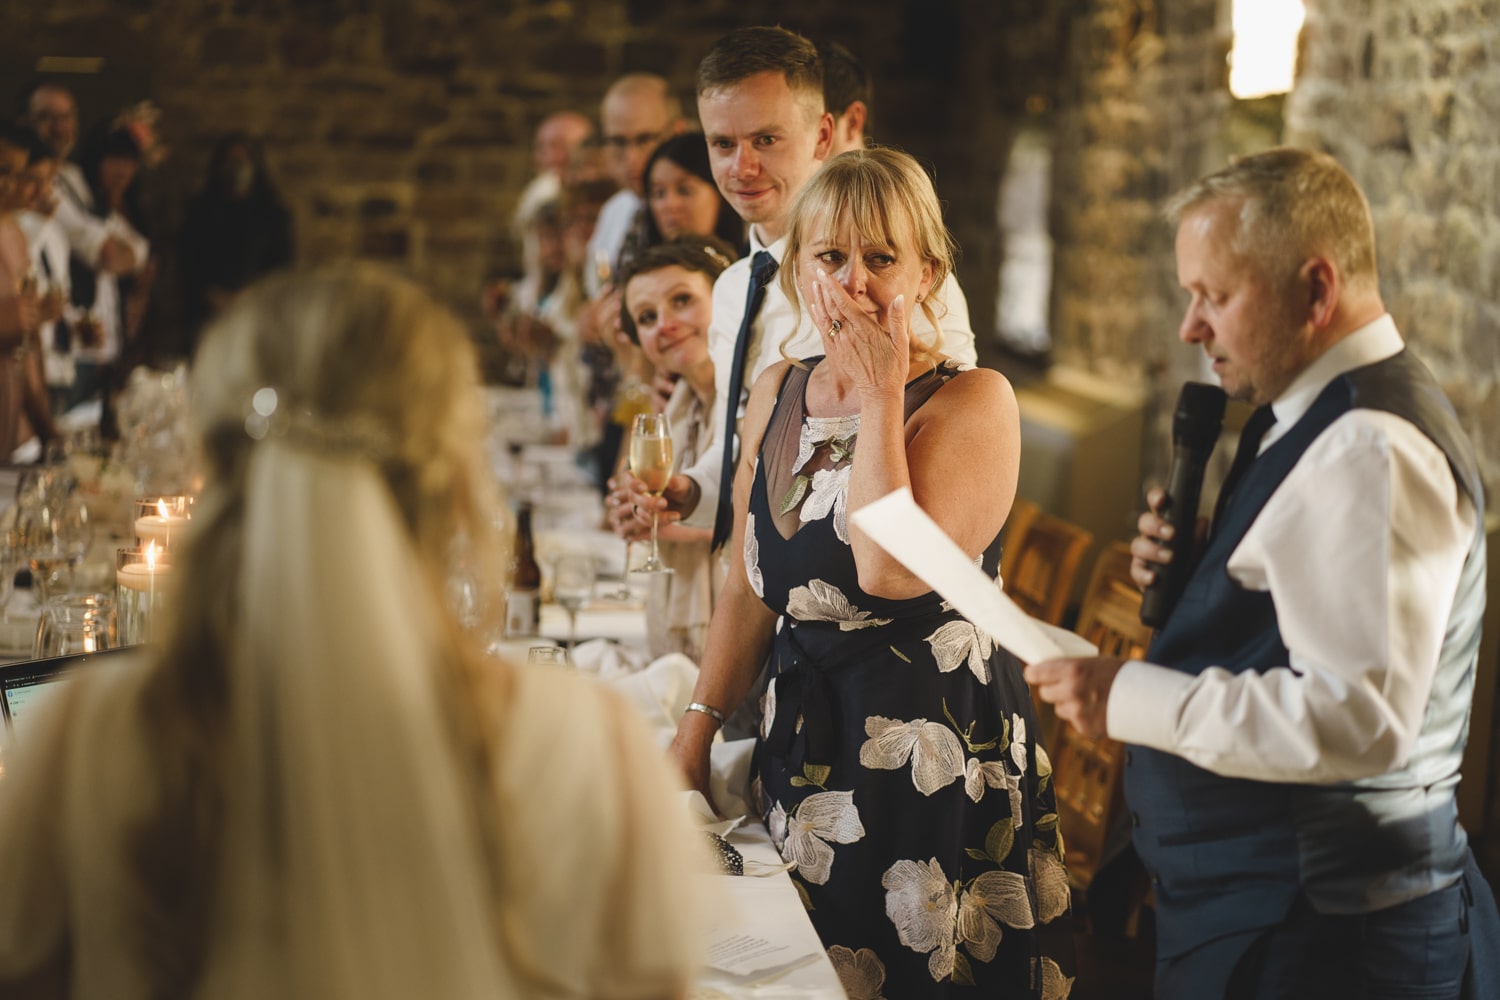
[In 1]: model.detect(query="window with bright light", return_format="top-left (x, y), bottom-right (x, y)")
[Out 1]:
top-left (1230, 0), bottom-right (1306, 98)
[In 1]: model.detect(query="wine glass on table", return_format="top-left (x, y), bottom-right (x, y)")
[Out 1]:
top-left (58, 496), bottom-right (93, 589)
top-left (0, 518), bottom-right (18, 623)
top-left (602, 439), bottom-right (636, 602)
top-left (628, 413), bottom-right (674, 575)
top-left (552, 554), bottom-right (596, 659)
top-left (19, 508), bottom-right (68, 604)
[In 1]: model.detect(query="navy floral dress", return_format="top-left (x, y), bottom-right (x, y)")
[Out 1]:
top-left (745, 359), bottom-right (1074, 999)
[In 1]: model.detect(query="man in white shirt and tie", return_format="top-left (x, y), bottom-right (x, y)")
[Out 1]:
top-left (1027, 148), bottom-right (1494, 999)
top-left (627, 26), bottom-right (977, 551)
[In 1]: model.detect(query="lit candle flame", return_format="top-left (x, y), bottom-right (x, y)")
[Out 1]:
top-left (145, 540), bottom-right (159, 571)
top-left (157, 499), bottom-right (170, 519)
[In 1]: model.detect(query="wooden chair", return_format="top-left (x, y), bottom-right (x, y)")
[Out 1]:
top-left (1049, 542), bottom-right (1153, 891)
top-left (999, 502), bottom-right (1093, 627)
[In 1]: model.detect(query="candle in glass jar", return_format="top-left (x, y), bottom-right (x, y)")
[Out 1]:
top-left (115, 560), bottom-right (171, 591)
top-left (134, 500), bottom-right (190, 550)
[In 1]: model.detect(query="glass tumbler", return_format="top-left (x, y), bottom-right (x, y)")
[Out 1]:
top-left (34, 592), bottom-right (117, 658)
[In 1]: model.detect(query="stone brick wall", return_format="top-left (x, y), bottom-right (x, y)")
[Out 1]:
top-left (7, 0), bottom-right (1492, 493)
top-left (1047, 0), bottom-right (1231, 484)
top-left (1286, 0), bottom-right (1500, 498)
top-left (1047, 0), bottom-right (1497, 497)
top-left (3, 0), bottom-right (1057, 364)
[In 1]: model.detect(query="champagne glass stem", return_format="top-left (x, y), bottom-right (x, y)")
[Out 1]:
top-left (648, 509), bottom-right (661, 569)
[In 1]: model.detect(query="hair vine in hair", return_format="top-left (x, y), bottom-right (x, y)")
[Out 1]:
top-left (242, 386), bottom-right (394, 458)
top-left (701, 244), bottom-right (731, 269)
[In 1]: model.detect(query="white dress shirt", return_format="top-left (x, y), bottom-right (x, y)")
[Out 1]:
top-left (1107, 315), bottom-right (1478, 784)
top-left (679, 227), bottom-right (978, 530)
top-left (73, 209), bottom-right (149, 365)
top-left (583, 189), bottom-right (640, 299)
top-left (51, 163), bottom-right (111, 267)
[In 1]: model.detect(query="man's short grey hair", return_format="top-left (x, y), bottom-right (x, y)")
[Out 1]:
top-left (1165, 147), bottom-right (1379, 287)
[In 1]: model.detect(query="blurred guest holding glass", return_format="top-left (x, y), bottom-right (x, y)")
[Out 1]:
top-left (67, 122), bottom-right (152, 410)
top-left (15, 131), bottom-right (75, 416)
top-left (0, 123), bottom-right (55, 458)
top-left (668, 148), bottom-right (1071, 997)
top-left (0, 263), bottom-right (704, 999)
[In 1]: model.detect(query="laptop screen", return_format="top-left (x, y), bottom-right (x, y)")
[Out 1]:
top-left (0, 648), bottom-right (133, 740)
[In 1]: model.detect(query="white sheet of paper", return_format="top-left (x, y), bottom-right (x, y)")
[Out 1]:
top-left (850, 488), bottom-right (1097, 663)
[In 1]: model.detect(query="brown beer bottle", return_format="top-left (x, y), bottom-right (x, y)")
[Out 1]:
top-left (505, 503), bottom-right (542, 637)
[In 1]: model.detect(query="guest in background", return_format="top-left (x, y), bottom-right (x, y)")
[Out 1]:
top-left (179, 132), bottom-right (293, 353)
top-left (68, 122), bottom-right (152, 410)
top-left (818, 40), bottom-right (872, 156)
top-left (606, 236), bottom-right (737, 661)
top-left (497, 110), bottom-right (594, 348)
top-left (0, 122), bottom-right (45, 457)
top-left (635, 133), bottom-right (746, 257)
top-left (15, 131), bottom-right (74, 416)
top-left (0, 262), bottom-right (705, 998)
top-left (512, 110), bottom-right (593, 237)
top-left (21, 83), bottom-right (141, 286)
top-left (584, 73), bottom-right (686, 298)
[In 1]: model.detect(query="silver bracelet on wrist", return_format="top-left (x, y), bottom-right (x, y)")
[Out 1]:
top-left (685, 701), bottom-right (726, 725)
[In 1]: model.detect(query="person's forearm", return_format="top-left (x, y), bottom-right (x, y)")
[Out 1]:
top-left (686, 576), bottom-right (775, 721)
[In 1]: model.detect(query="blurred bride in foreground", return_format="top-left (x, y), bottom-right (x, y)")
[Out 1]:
top-left (0, 263), bottom-right (703, 998)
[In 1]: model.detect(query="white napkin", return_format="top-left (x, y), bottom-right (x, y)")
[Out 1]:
top-left (600, 651), bottom-right (698, 731)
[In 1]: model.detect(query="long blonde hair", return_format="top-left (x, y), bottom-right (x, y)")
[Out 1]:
top-left (128, 263), bottom-right (527, 994)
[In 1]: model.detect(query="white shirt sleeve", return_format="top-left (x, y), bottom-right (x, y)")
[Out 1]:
top-left (929, 271), bottom-right (977, 366)
top-left (51, 185), bottom-right (109, 267)
top-left (1107, 410), bottom-right (1476, 784)
top-left (678, 264), bottom-right (745, 531)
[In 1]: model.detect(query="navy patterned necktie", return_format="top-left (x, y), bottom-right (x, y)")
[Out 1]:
top-left (711, 250), bottom-right (778, 550)
top-left (1210, 404), bottom-right (1276, 536)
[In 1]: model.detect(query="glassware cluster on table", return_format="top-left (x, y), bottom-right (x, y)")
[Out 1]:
top-left (0, 414), bottom-right (200, 661)
top-left (483, 386), bottom-right (646, 662)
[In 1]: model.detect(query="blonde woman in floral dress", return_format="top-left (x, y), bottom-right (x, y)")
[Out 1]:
top-left (668, 148), bottom-right (1073, 998)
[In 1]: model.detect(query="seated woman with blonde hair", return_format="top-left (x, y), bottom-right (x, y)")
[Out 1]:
top-left (667, 148), bottom-right (1072, 997)
top-left (0, 263), bottom-right (704, 999)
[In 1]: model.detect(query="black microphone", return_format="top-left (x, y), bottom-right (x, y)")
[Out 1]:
top-left (1139, 382), bottom-right (1227, 628)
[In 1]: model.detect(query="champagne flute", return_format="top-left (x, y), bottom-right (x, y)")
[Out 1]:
top-left (628, 413), bottom-right (674, 575)
top-left (552, 554), bottom-right (596, 657)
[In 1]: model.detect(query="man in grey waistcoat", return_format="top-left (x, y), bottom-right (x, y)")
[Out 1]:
top-left (1028, 147), bottom-right (1496, 1000)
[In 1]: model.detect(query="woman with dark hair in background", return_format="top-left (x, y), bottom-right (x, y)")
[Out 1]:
top-left (179, 132), bottom-right (292, 352)
top-left (634, 133), bottom-right (745, 259)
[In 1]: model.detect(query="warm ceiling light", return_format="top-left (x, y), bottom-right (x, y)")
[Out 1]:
top-left (1230, 0), bottom-right (1306, 99)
